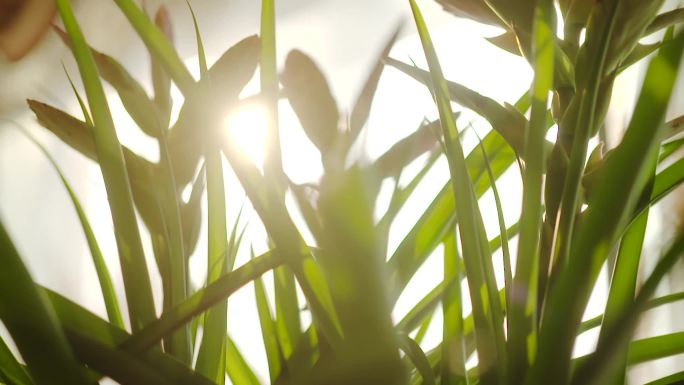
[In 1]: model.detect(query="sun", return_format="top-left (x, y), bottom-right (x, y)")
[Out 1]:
top-left (224, 102), bottom-right (268, 171)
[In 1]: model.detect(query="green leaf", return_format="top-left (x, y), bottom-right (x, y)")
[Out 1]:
top-left (507, 1), bottom-right (554, 380)
top-left (64, 331), bottom-right (169, 385)
top-left (398, 334), bottom-right (436, 385)
top-left (281, 50), bottom-right (339, 158)
top-left (181, 163), bottom-right (206, 257)
top-left (441, 231), bottom-right (467, 385)
top-left (408, 1), bottom-right (506, 383)
top-left (646, 7), bottom-right (684, 36)
top-left (260, 0), bottom-right (283, 180)
top-left (0, 222), bottom-right (92, 385)
top-left (55, 26), bottom-right (161, 137)
top-left (532, 28), bottom-right (684, 385)
top-left (195, 147), bottom-right (229, 383)
top-left (387, 127), bottom-right (516, 303)
top-left (120, 250), bottom-right (282, 353)
top-left (151, 6), bottom-right (173, 127)
top-left (254, 269), bottom-right (285, 382)
top-left (168, 35), bottom-right (260, 187)
top-left (112, 0), bottom-right (195, 94)
top-left (348, 22), bottom-right (402, 143)
top-left (44, 290), bottom-right (214, 385)
top-left (0, 336), bottom-right (32, 385)
top-left (435, 0), bottom-right (505, 27)
top-left (644, 370), bottom-right (684, 385)
top-left (312, 167), bottom-right (405, 383)
top-left (628, 332), bottom-right (684, 366)
top-left (386, 57), bottom-right (529, 157)
top-left (19, 130), bottom-right (124, 329)
top-left (273, 265), bottom-right (301, 361)
top-left (474, 130), bottom-right (512, 308)
top-left (225, 336), bottom-right (261, 385)
top-left (56, 0), bottom-right (157, 333)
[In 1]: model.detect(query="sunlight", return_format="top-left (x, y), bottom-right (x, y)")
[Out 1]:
top-left (224, 103), bottom-right (268, 171)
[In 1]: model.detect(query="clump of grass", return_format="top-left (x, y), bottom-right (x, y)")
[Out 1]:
top-left (2, 1), bottom-right (684, 385)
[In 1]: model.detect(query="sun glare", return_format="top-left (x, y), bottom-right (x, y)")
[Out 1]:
top-left (224, 103), bottom-right (268, 170)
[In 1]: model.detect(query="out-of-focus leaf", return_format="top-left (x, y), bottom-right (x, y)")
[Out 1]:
top-left (398, 335), bottom-right (436, 385)
top-left (0, 222), bottom-right (92, 385)
top-left (226, 336), bottom-right (261, 385)
top-left (486, 30), bottom-right (522, 56)
top-left (532, 29), bottom-right (684, 385)
top-left (181, 163), bottom-right (205, 257)
top-left (645, 7), bottom-right (684, 36)
top-left (644, 370), bottom-right (684, 385)
top-left (441, 231), bottom-right (467, 385)
top-left (57, 0), bottom-right (157, 333)
top-left (370, 118), bottom-right (441, 180)
top-left (45, 290), bottom-right (214, 385)
top-left (408, 1), bottom-right (506, 383)
top-left (168, 35), bottom-right (260, 187)
top-left (348, 22), bottom-right (402, 143)
top-left (281, 50), bottom-right (339, 157)
top-left (65, 331), bottom-right (169, 385)
top-left (254, 269), bottom-right (285, 382)
top-left (54, 27), bottom-right (161, 137)
top-left (387, 127), bottom-right (516, 302)
top-left (112, 0), bottom-right (195, 94)
top-left (386, 57), bottom-right (529, 157)
top-left (120, 250), bottom-right (282, 353)
top-left (273, 265), bottom-right (301, 361)
top-left (151, 6), bottom-right (173, 126)
top-left (435, 0), bottom-right (505, 27)
top-left (0, 336), bottom-right (32, 385)
top-left (20, 130), bottom-right (124, 329)
top-left (309, 167), bottom-right (405, 384)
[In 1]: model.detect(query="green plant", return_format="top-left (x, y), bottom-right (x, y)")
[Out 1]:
top-left (2, 0), bottom-right (684, 384)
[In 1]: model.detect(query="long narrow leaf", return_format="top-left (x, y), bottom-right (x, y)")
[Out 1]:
top-left (0, 222), bottom-right (91, 385)
top-left (408, 2), bottom-right (506, 383)
top-left (56, 0), bottom-right (157, 332)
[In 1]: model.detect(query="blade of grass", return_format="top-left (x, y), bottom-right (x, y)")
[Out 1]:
top-left (413, 310), bottom-right (434, 345)
top-left (0, 222), bottom-right (92, 385)
top-left (595, 163), bottom-right (655, 384)
top-left (112, 0), bottom-right (195, 94)
top-left (507, 1), bottom-right (554, 381)
top-left (254, 269), bottom-right (285, 382)
top-left (151, 6), bottom-right (173, 126)
top-left (121, 250), bottom-right (281, 353)
top-left (18, 129), bottom-right (124, 329)
top-left (55, 26), bottom-right (161, 138)
top-left (220, 130), bottom-right (343, 346)
top-left (398, 334), bottom-right (436, 385)
top-left (408, 1), bottom-right (506, 383)
top-left (0, 336), bottom-right (32, 385)
top-left (273, 266), bottom-right (301, 361)
top-left (56, 0), bottom-right (157, 333)
top-left (261, 0), bottom-right (283, 181)
top-left (646, 7), bottom-right (684, 36)
top-left (195, 126), bottom-right (229, 385)
top-left (385, 57), bottom-right (531, 157)
top-left (226, 336), bottom-right (261, 385)
top-left (644, 370), bottom-right (684, 385)
top-left (64, 330), bottom-right (169, 385)
top-left (387, 128), bottom-right (516, 303)
top-left (474, 129), bottom-right (512, 310)
top-left (349, 22), bottom-right (403, 143)
top-left (191, 6), bottom-right (227, 381)
top-left (532, 29), bottom-right (684, 385)
top-left (442, 230), bottom-right (467, 385)
top-left (571, 226), bottom-right (684, 385)
top-left (44, 289), bottom-right (214, 385)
